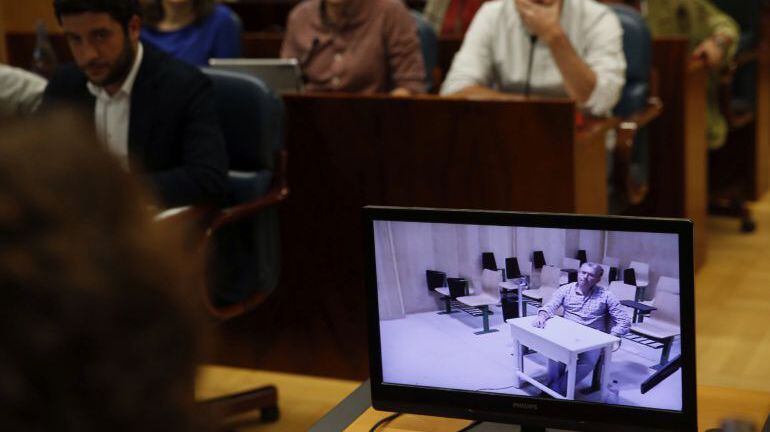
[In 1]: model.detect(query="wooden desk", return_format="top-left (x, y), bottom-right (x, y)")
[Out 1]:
top-left (197, 365), bottom-right (359, 431)
top-left (649, 38), bottom-right (709, 269)
top-left (198, 365), bottom-right (770, 431)
top-left (274, 93), bottom-right (613, 377)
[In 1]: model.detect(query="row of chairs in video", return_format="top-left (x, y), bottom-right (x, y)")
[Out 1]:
top-left (427, 250), bottom-right (681, 369)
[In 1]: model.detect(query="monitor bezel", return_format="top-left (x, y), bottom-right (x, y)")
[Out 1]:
top-left (363, 206), bottom-right (697, 432)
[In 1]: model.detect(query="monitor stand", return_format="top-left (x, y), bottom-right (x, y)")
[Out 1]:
top-left (310, 380), bottom-right (577, 432)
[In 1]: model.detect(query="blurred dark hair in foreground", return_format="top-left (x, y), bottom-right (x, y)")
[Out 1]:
top-left (0, 110), bottom-right (206, 432)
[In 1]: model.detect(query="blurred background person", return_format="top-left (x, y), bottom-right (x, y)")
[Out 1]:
top-left (440, 0), bottom-right (626, 117)
top-left (423, 0), bottom-right (489, 36)
top-left (0, 64), bottom-right (47, 116)
top-left (281, 0), bottom-right (426, 95)
top-left (643, 0), bottom-right (739, 149)
top-left (44, 0), bottom-right (228, 209)
top-left (141, 0), bottom-right (242, 66)
top-left (0, 110), bottom-right (205, 432)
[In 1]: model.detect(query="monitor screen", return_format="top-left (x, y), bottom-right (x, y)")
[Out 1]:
top-left (363, 207), bottom-right (696, 432)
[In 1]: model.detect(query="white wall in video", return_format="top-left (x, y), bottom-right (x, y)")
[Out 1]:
top-left (374, 220), bottom-right (682, 411)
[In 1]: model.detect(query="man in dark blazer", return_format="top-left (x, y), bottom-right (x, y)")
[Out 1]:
top-left (43, 0), bottom-right (228, 208)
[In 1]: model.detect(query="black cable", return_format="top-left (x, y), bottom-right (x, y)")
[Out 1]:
top-left (457, 420), bottom-right (483, 431)
top-left (475, 384), bottom-right (519, 392)
top-left (524, 34), bottom-right (538, 97)
top-left (369, 412), bottom-right (402, 432)
top-left (369, 413), bottom-right (481, 432)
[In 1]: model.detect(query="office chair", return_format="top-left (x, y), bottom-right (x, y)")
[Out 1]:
top-left (708, 0), bottom-right (761, 232)
top-left (411, 10), bottom-right (439, 92)
top-left (199, 68), bottom-right (289, 424)
top-left (609, 4), bottom-right (662, 210)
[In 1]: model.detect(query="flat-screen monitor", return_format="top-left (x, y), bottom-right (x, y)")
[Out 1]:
top-left (363, 206), bottom-right (696, 431)
top-left (208, 58), bottom-right (304, 94)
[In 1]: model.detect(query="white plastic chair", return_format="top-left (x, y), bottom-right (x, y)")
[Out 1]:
top-left (560, 257), bottom-right (581, 285)
top-left (598, 264), bottom-right (613, 289)
top-left (629, 288), bottom-right (680, 369)
top-left (522, 264), bottom-right (561, 309)
top-left (628, 260), bottom-right (650, 296)
top-left (603, 256), bottom-right (620, 268)
top-left (457, 269), bottom-right (503, 334)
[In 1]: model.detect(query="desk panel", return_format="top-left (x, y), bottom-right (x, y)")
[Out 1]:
top-left (649, 38), bottom-right (708, 269)
top-left (196, 366), bottom-right (770, 432)
top-left (274, 93), bottom-right (609, 378)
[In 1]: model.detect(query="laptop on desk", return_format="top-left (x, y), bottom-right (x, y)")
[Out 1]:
top-left (208, 58), bottom-right (304, 94)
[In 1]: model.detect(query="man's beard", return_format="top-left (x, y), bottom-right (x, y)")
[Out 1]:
top-left (87, 37), bottom-right (135, 88)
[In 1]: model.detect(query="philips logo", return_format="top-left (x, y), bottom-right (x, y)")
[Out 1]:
top-left (511, 402), bottom-right (538, 410)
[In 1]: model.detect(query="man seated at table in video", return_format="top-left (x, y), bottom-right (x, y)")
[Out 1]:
top-left (440, 0), bottom-right (626, 117)
top-left (532, 262), bottom-right (631, 395)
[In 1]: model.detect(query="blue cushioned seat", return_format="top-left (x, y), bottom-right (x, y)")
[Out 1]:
top-left (201, 68), bottom-right (286, 310)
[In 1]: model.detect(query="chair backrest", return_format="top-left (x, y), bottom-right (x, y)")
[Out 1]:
top-left (562, 257), bottom-right (581, 270)
top-left (623, 267), bottom-right (637, 286)
top-left (608, 281), bottom-right (636, 302)
top-left (519, 260), bottom-right (533, 276)
top-left (481, 252), bottom-right (498, 271)
top-left (609, 4), bottom-right (651, 117)
top-left (481, 268), bottom-right (502, 298)
top-left (599, 264), bottom-right (612, 288)
top-left (426, 270), bottom-right (447, 292)
top-left (602, 256), bottom-right (620, 268)
top-left (656, 276), bottom-right (680, 295)
top-left (537, 267), bottom-right (561, 305)
top-left (447, 278), bottom-right (468, 298)
top-left (201, 68), bottom-right (287, 314)
top-left (202, 68), bottom-right (284, 204)
top-left (576, 249), bottom-right (587, 265)
top-left (629, 261), bottom-right (649, 280)
top-left (541, 265), bottom-right (561, 289)
top-left (505, 257), bottom-right (521, 279)
top-left (410, 10), bottom-right (438, 92)
top-left (649, 289), bottom-right (680, 327)
top-left (533, 251), bottom-right (546, 270)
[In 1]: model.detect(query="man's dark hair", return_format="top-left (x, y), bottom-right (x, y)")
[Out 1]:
top-left (53, 0), bottom-right (141, 28)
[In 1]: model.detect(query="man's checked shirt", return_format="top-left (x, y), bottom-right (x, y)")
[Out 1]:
top-left (539, 282), bottom-right (631, 337)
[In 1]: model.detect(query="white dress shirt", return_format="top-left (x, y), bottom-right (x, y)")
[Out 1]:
top-left (440, 0), bottom-right (626, 116)
top-left (87, 43), bottom-right (144, 169)
top-left (0, 65), bottom-right (47, 115)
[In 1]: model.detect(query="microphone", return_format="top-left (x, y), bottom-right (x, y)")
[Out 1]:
top-left (524, 34), bottom-right (537, 97)
top-left (300, 37), bottom-right (321, 84)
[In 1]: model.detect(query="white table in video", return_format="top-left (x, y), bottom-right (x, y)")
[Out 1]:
top-left (507, 316), bottom-right (619, 400)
